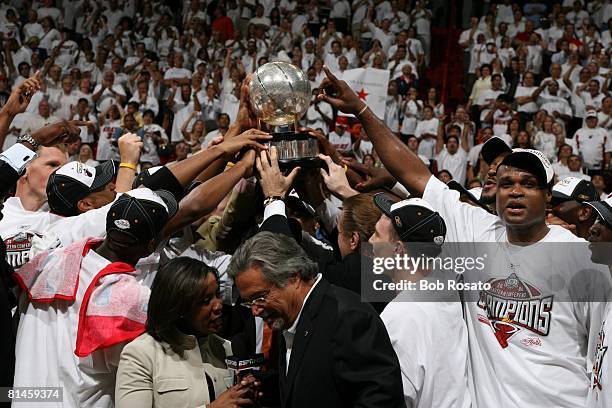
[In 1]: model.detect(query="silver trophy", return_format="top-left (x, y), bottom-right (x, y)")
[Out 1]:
top-left (249, 62), bottom-right (320, 167)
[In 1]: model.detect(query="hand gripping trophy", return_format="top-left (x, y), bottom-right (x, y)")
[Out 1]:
top-left (249, 62), bottom-right (320, 167)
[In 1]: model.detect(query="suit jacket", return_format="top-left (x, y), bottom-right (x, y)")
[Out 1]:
top-left (261, 214), bottom-right (390, 313)
top-left (116, 332), bottom-right (234, 408)
top-left (278, 278), bottom-right (405, 408)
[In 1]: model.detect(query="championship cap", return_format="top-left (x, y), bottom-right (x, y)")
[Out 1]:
top-left (373, 194), bottom-right (446, 244)
top-left (106, 188), bottom-right (178, 243)
top-left (498, 148), bottom-right (554, 187)
top-left (481, 137), bottom-right (512, 165)
top-left (47, 161), bottom-right (115, 216)
top-left (551, 176), bottom-right (598, 207)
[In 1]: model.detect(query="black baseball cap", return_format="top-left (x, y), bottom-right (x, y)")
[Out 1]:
top-left (132, 165), bottom-right (185, 201)
top-left (481, 137), bottom-right (512, 165)
top-left (373, 193), bottom-right (446, 244)
top-left (498, 148), bottom-right (554, 187)
top-left (587, 195), bottom-right (612, 226)
top-left (551, 176), bottom-right (598, 207)
top-left (47, 161), bottom-right (115, 216)
top-left (106, 188), bottom-right (178, 243)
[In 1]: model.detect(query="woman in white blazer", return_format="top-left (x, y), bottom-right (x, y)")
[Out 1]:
top-left (116, 257), bottom-right (258, 407)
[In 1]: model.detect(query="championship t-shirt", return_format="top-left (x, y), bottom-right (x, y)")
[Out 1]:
top-left (422, 175), bottom-right (610, 407)
top-left (588, 302), bottom-right (612, 408)
top-left (0, 197), bottom-right (52, 269)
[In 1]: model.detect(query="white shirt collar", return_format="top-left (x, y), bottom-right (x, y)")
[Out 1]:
top-left (285, 273), bottom-right (322, 336)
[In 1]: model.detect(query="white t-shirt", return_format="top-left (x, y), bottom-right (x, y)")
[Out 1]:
top-left (588, 302), bottom-right (612, 408)
top-left (422, 175), bottom-right (609, 408)
top-left (538, 94), bottom-right (573, 118)
top-left (92, 84), bottom-right (126, 113)
top-left (163, 67), bottom-right (192, 80)
top-left (532, 131), bottom-right (557, 162)
top-left (574, 127), bottom-right (611, 170)
top-left (436, 147), bottom-right (467, 185)
top-left (328, 130), bottom-right (352, 151)
top-left (400, 100), bottom-right (422, 135)
top-left (382, 298), bottom-right (472, 408)
top-left (97, 120), bottom-right (121, 161)
top-left (0, 197), bottom-right (51, 269)
top-left (491, 109), bottom-right (513, 136)
top-left (305, 102), bottom-right (333, 134)
top-left (415, 118), bottom-right (438, 159)
top-left (13, 248), bottom-right (141, 408)
top-left (514, 86), bottom-right (538, 113)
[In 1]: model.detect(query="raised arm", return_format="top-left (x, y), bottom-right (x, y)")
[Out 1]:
top-left (161, 150), bottom-right (257, 239)
top-left (166, 129), bottom-right (271, 187)
top-left (317, 66), bottom-right (431, 195)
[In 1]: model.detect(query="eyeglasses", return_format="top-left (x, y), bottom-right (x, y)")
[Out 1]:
top-left (240, 290), bottom-right (270, 309)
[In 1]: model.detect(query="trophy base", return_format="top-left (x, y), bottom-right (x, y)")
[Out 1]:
top-left (268, 131), bottom-right (321, 169)
top-left (278, 157), bottom-right (323, 169)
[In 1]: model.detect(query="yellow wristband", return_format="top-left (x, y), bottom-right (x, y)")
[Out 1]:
top-left (343, 164), bottom-right (348, 173)
top-left (119, 162), bottom-right (137, 171)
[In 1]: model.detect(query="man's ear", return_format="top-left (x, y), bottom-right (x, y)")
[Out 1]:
top-left (349, 231), bottom-right (360, 251)
top-left (393, 240), bottom-right (405, 256)
top-left (545, 190), bottom-right (552, 204)
top-left (578, 205), bottom-right (593, 222)
top-left (76, 197), bottom-right (95, 213)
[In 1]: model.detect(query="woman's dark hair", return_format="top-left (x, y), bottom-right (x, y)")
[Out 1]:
top-left (147, 257), bottom-right (219, 356)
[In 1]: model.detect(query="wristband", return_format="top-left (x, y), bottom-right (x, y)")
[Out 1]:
top-left (357, 103), bottom-right (368, 116)
top-left (264, 196), bottom-right (285, 206)
top-left (119, 162), bottom-right (137, 171)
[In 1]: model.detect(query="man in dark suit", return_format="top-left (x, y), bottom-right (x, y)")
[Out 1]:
top-left (227, 231), bottom-right (405, 408)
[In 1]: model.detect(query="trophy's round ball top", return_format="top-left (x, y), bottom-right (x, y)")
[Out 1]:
top-left (249, 62), bottom-right (312, 126)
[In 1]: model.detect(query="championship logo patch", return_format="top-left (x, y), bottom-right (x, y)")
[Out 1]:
top-left (114, 219), bottom-right (130, 229)
top-left (4, 231), bottom-right (37, 268)
top-left (477, 267), bottom-right (553, 349)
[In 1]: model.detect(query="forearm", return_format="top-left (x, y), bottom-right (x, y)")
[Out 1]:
top-left (195, 123), bottom-right (244, 182)
top-left (162, 163), bottom-right (247, 238)
top-left (358, 107), bottom-right (430, 195)
top-left (92, 87), bottom-right (104, 102)
top-left (0, 109), bottom-right (15, 148)
top-left (115, 166), bottom-right (137, 192)
top-left (166, 145), bottom-right (225, 186)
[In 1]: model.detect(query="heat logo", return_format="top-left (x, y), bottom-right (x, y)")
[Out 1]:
top-left (477, 272), bottom-right (553, 349)
top-left (592, 321), bottom-right (608, 391)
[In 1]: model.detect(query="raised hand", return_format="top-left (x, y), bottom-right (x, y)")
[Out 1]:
top-left (319, 154), bottom-right (357, 199)
top-left (255, 146), bottom-right (300, 198)
top-left (3, 70), bottom-right (42, 115)
top-left (218, 129), bottom-right (271, 160)
top-left (317, 66), bottom-right (364, 116)
top-left (118, 133), bottom-right (143, 165)
top-left (31, 119), bottom-right (91, 147)
top-left (236, 73), bottom-right (258, 130)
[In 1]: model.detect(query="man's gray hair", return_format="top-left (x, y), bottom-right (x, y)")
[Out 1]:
top-left (227, 232), bottom-right (318, 287)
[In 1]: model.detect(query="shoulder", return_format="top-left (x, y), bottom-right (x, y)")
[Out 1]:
top-left (206, 334), bottom-right (233, 359)
top-left (381, 301), bottom-right (442, 336)
top-left (120, 332), bottom-right (160, 365)
top-left (324, 283), bottom-right (378, 318)
top-left (546, 225), bottom-right (586, 243)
